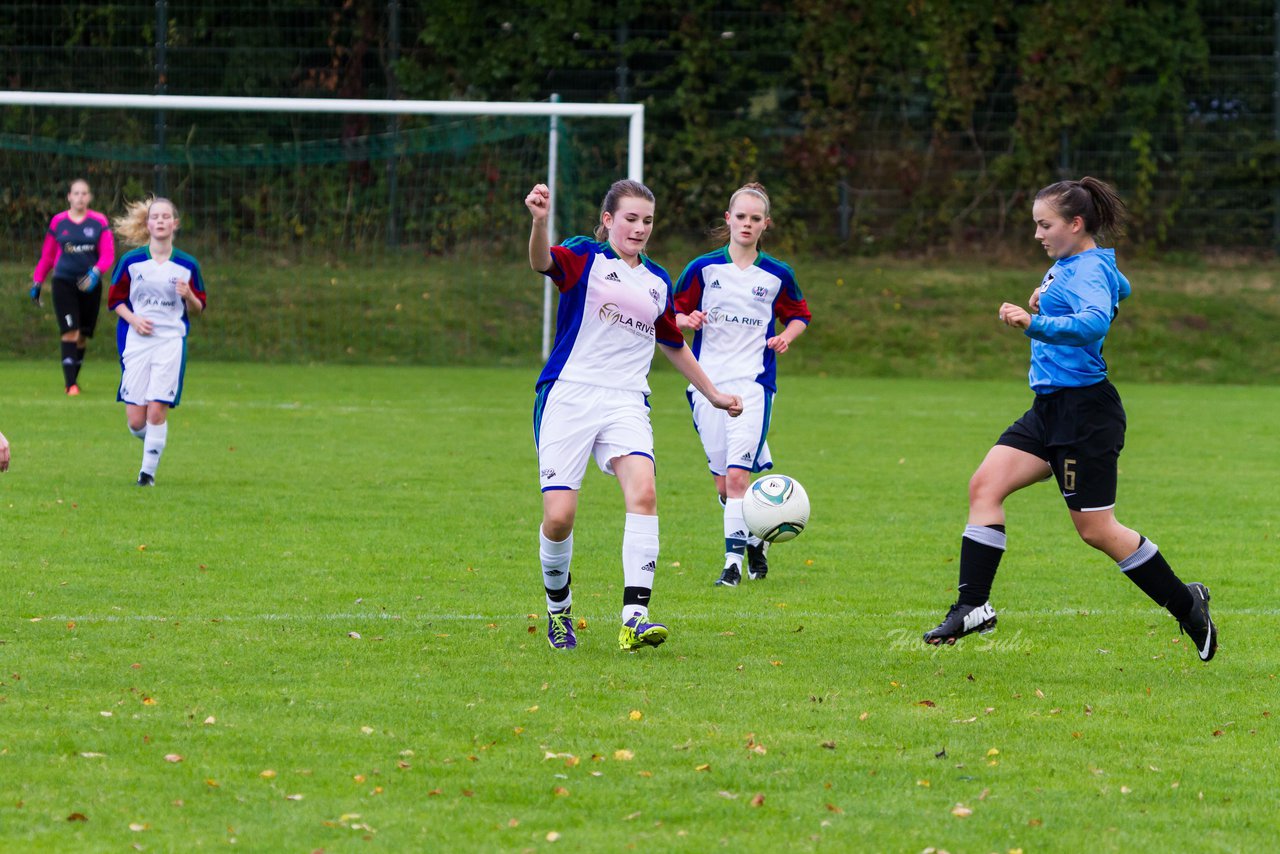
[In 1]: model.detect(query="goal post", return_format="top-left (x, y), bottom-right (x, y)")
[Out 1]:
top-left (0, 90), bottom-right (644, 361)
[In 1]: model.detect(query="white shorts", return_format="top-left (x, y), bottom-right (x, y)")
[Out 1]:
top-left (119, 335), bottom-right (187, 407)
top-left (534, 381), bottom-right (654, 491)
top-left (688, 378), bottom-right (772, 475)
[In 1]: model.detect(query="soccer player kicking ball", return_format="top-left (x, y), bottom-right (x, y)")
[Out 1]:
top-left (922, 176), bottom-right (1217, 662)
top-left (525, 180), bottom-right (743, 651)
top-left (673, 183), bottom-right (811, 587)
top-left (109, 197), bottom-right (206, 487)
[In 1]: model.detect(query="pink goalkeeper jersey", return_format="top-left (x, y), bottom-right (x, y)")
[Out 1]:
top-left (535, 236), bottom-right (685, 395)
top-left (32, 210), bottom-right (115, 284)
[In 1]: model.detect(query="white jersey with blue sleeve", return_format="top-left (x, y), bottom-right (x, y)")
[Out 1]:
top-left (535, 236), bottom-right (684, 395)
top-left (673, 247), bottom-right (811, 391)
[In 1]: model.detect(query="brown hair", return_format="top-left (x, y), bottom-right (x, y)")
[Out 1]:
top-left (593, 179), bottom-right (655, 241)
top-left (112, 196), bottom-right (179, 246)
top-left (67, 178), bottom-right (90, 194)
top-left (1035, 176), bottom-right (1127, 241)
top-left (711, 182), bottom-right (771, 247)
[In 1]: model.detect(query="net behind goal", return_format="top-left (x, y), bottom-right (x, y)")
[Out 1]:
top-left (0, 94), bottom-right (641, 364)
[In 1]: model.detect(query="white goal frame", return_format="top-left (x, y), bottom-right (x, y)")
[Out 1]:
top-left (0, 91), bottom-right (645, 359)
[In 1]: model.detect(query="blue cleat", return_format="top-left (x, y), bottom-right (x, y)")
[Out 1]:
top-left (547, 608), bottom-right (577, 650)
top-left (619, 613), bottom-right (668, 650)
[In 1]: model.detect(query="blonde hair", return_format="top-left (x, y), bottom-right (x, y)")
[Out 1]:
top-left (711, 182), bottom-right (771, 247)
top-left (112, 196), bottom-right (179, 246)
top-left (593, 179), bottom-right (655, 241)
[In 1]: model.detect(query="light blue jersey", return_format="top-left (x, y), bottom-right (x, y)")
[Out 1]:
top-left (1025, 248), bottom-right (1131, 393)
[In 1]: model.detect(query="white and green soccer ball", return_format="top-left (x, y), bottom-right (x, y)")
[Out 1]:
top-left (742, 474), bottom-right (810, 543)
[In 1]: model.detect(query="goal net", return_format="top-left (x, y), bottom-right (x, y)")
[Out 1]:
top-left (0, 93), bottom-right (642, 363)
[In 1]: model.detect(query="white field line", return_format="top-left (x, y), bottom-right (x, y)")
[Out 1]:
top-left (26, 607), bottom-right (1279, 625)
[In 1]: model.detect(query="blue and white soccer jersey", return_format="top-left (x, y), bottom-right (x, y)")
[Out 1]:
top-left (533, 237), bottom-right (685, 492)
top-left (109, 247), bottom-right (206, 407)
top-left (674, 247), bottom-right (810, 474)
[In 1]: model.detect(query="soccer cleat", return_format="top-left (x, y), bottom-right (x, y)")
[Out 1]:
top-left (746, 541), bottom-right (769, 580)
top-left (715, 564), bottom-right (741, 587)
top-left (1179, 582), bottom-right (1217, 662)
top-left (546, 608), bottom-right (577, 650)
top-left (923, 601), bottom-right (998, 645)
top-left (66, 384), bottom-right (81, 396)
top-left (619, 614), bottom-right (668, 650)
top-left (136, 472), bottom-right (155, 487)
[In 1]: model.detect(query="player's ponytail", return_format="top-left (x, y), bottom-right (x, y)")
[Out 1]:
top-left (1036, 177), bottom-right (1127, 242)
top-left (594, 180), bottom-right (655, 241)
top-left (112, 196), bottom-right (180, 246)
top-left (711, 182), bottom-right (772, 248)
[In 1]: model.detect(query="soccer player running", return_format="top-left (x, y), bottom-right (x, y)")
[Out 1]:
top-left (526, 180), bottom-right (743, 652)
top-left (922, 176), bottom-right (1217, 661)
top-left (108, 197), bottom-right (206, 487)
top-left (30, 179), bottom-right (116, 395)
top-left (673, 183), bottom-right (811, 587)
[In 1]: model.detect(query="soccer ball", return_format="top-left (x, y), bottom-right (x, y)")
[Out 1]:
top-left (742, 474), bottom-right (810, 543)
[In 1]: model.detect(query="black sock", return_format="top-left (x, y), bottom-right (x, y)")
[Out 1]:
top-left (60, 341), bottom-right (78, 387)
top-left (72, 346), bottom-right (86, 383)
top-left (1119, 537), bottom-right (1193, 620)
top-left (956, 524), bottom-right (1006, 606)
top-left (546, 572), bottom-right (571, 613)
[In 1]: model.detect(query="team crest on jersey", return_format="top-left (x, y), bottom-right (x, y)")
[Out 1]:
top-left (1039, 271), bottom-right (1055, 292)
top-left (751, 285), bottom-right (771, 301)
top-left (84, 226), bottom-right (95, 237)
top-left (649, 288), bottom-right (661, 305)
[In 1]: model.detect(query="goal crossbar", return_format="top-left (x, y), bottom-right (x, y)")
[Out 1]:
top-left (0, 91), bottom-right (644, 181)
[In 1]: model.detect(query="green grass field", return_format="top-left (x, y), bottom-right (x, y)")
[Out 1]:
top-left (1, 360), bottom-right (1276, 852)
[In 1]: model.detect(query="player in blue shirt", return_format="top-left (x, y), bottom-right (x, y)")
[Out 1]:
top-left (922, 177), bottom-right (1217, 662)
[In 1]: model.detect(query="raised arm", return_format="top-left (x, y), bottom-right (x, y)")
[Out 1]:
top-left (525, 184), bottom-right (553, 274)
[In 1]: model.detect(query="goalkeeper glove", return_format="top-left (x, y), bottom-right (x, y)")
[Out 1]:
top-left (29, 282), bottom-right (42, 307)
top-left (76, 266), bottom-right (101, 293)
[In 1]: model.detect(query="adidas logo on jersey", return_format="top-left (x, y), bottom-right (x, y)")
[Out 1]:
top-left (709, 279), bottom-right (722, 289)
top-left (605, 271), bottom-right (622, 282)
top-left (640, 560), bottom-right (656, 573)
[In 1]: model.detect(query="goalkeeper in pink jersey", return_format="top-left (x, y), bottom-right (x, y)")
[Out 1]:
top-left (673, 183), bottom-right (812, 588)
top-left (30, 179), bottom-right (116, 395)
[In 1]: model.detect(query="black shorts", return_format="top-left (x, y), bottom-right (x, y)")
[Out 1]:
top-left (996, 380), bottom-right (1126, 512)
top-left (51, 276), bottom-right (103, 337)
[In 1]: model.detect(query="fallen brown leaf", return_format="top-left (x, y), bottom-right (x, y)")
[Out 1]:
top-left (750, 793), bottom-right (765, 807)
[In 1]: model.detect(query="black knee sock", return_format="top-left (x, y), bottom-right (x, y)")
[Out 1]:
top-left (60, 341), bottom-right (78, 387)
top-left (1118, 537), bottom-right (1193, 620)
top-left (957, 524), bottom-right (1006, 606)
top-left (72, 345), bottom-right (86, 383)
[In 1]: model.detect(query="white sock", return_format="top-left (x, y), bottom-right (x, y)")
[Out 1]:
top-left (141, 421), bottom-right (168, 476)
top-left (129, 424), bottom-right (147, 440)
top-left (621, 512), bottom-right (658, 623)
top-left (540, 527), bottom-right (573, 612)
top-left (724, 498), bottom-right (747, 568)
